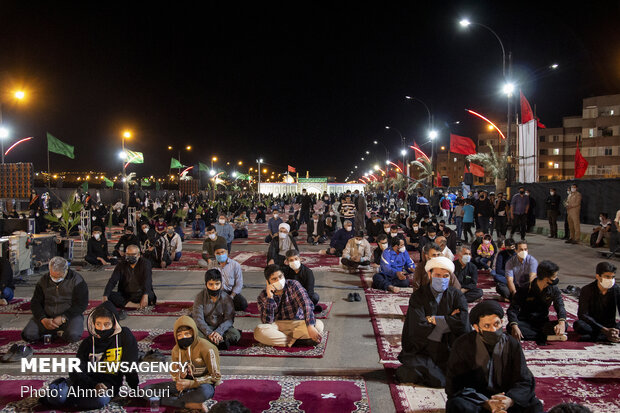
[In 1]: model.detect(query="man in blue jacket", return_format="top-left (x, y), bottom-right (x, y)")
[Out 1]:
top-left (325, 220), bottom-right (355, 257)
top-left (372, 237), bottom-right (415, 293)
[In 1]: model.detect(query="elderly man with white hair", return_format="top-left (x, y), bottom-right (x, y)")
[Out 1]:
top-left (22, 256), bottom-right (88, 344)
top-left (267, 223), bottom-right (299, 267)
top-left (397, 256), bottom-right (470, 388)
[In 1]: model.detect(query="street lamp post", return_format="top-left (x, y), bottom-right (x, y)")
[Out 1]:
top-left (405, 96), bottom-right (436, 188)
top-left (121, 131), bottom-right (131, 204)
top-left (257, 158), bottom-right (263, 202)
top-left (385, 125), bottom-right (406, 175)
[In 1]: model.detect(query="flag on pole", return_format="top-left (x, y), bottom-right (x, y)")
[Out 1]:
top-left (287, 165), bottom-right (296, 173)
top-left (449, 134), bottom-right (476, 155)
top-left (469, 163), bottom-right (485, 177)
top-left (81, 182), bottom-right (88, 192)
top-left (411, 142), bottom-right (430, 162)
top-left (47, 133), bottom-right (75, 159)
top-left (141, 178), bottom-right (151, 187)
top-left (103, 177), bottom-right (114, 187)
top-left (170, 158), bottom-right (184, 169)
top-left (125, 149), bottom-right (144, 164)
top-left (574, 141), bottom-right (589, 178)
top-left (436, 171), bottom-right (442, 186)
top-left (198, 162), bottom-right (209, 172)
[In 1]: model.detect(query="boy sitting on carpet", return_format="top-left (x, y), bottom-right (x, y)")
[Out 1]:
top-left (193, 269), bottom-right (242, 350)
top-left (283, 249), bottom-right (322, 313)
top-left (144, 315), bottom-right (221, 411)
top-left (254, 264), bottom-right (324, 347)
top-left (41, 302), bottom-right (139, 410)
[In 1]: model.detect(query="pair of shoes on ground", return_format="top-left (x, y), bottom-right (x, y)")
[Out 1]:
top-left (347, 293), bottom-right (361, 302)
top-left (313, 304), bottom-right (324, 314)
top-left (1, 344), bottom-right (33, 362)
top-left (565, 239), bottom-right (579, 244)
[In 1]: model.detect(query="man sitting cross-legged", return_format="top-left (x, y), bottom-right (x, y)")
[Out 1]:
top-left (445, 300), bottom-right (543, 413)
top-left (283, 249), bottom-right (322, 313)
top-left (371, 234), bottom-right (389, 269)
top-left (507, 260), bottom-right (567, 345)
top-left (193, 269), bottom-right (242, 350)
top-left (103, 245), bottom-right (157, 319)
top-left (325, 220), bottom-right (355, 256)
top-left (198, 225), bottom-right (227, 268)
top-left (267, 223), bottom-right (299, 267)
top-left (412, 242), bottom-right (461, 293)
top-left (396, 257), bottom-right (470, 388)
top-left (453, 245), bottom-right (483, 303)
top-left (254, 264), bottom-right (324, 347)
top-left (212, 246), bottom-right (248, 311)
top-left (341, 230), bottom-right (372, 271)
top-left (573, 261), bottom-right (620, 343)
top-left (372, 237), bottom-right (415, 293)
top-left (143, 316), bottom-right (221, 411)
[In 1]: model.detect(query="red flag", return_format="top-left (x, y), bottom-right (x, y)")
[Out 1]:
top-left (574, 141), bottom-right (588, 179)
top-left (520, 91), bottom-right (534, 124)
top-left (410, 142), bottom-right (430, 162)
top-left (464, 165), bottom-right (470, 174)
top-left (287, 165), bottom-right (296, 173)
top-left (450, 134), bottom-right (476, 155)
top-left (436, 171), bottom-right (442, 186)
top-left (396, 160), bottom-right (404, 173)
top-left (469, 163), bottom-right (485, 177)
top-left (537, 117), bottom-right (546, 128)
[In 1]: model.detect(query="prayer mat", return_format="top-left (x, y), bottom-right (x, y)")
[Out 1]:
top-left (237, 301), bottom-right (333, 319)
top-left (232, 251), bottom-right (341, 271)
top-left (0, 299), bottom-right (195, 317)
top-left (148, 329), bottom-right (329, 358)
top-left (0, 373), bottom-right (370, 413)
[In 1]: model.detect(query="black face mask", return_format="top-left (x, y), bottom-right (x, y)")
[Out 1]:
top-left (178, 337), bottom-right (193, 349)
top-left (480, 329), bottom-right (503, 347)
top-left (95, 327), bottom-right (114, 340)
top-left (549, 278), bottom-right (559, 286)
top-left (126, 256), bottom-right (138, 264)
top-left (207, 288), bottom-right (220, 297)
top-left (519, 190), bottom-right (525, 195)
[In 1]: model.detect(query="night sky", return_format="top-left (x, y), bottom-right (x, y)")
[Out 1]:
top-left (1, 1), bottom-right (619, 181)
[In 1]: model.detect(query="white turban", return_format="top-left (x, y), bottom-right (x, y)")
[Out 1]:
top-left (424, 256), bottom-right (455, 274)
top-left (279, 223), bottom-right (290, 232)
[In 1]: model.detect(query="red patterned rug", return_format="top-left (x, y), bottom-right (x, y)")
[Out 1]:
top-left (238, 301), bottom-right (333, 319)
top-left (0, 374), bottom-right (370, 413)
top-left (0, 328), bottom-right (329, 358)
top-left (0, 299), bottom-right (195, 317)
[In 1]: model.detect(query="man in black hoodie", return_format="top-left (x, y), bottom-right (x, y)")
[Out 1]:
top-left (41, 301), bottom-right (139, 410)
top-left (22, 257), bottom-right (88, 343)
top-left (113, 225), bottom-right (140, 259)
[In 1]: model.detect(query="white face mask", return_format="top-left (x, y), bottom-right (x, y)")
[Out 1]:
top-left (345, 226), bottom-right (352, 232)
top-left (208, 233), bottom-right (217, 240)
top-left (279, 232), bottom-right (288, 239)
top-left (219, 219), bottom-right (226, 224)
top-left (600, 278), bottom-right (615, 290)
top-left (289, 260), bottom-right (301, 270)
top-left (379, 243), bottom-right (388, 250)
top-left (355, 240), bottom-right (362, 245)
top-left (143, 228), bottom-right (149, 234)
top-left (273, 214), bottom-right (279, 219)
top-left (517, 250), bottom-right (528, 260)
top-left (272, 278), bottom-right (286, 291)
top-left (391, 233), bottom-right (398, 237)
top-left (94, 233), bottom-right (101, 240)
top-left (399, 246), bottom-right (406, 253)
top-left (571, 188), bottom-right (576, 192)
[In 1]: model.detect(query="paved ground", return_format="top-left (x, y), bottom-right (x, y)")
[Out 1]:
top-left (1, 219), bottom-right (616, 412)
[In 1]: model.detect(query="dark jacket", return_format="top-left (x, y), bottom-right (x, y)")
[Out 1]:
top-left (114, 234), bottom-right (140, 253)
top-left (283, 264), bottom-right (316, 298)
top-left (508, 281), bottom-right (566, 326)
top-left (103, 257), bottom-right (154, 298)
top-left (0, 257), bottom-right (14, 291)
top-left (453, 260), bottom-right (479, 290)
top-left (545, 193), bottom-right (562, 212)
top-left (267, 235), bottom-right (299, 262)
top-left (307, 219), bottom-right (325, 237)
top-left (330, 228), bottom-right (355, 250)
top-left (86, 236), bottom-right (108, 259)
top-left (31, 269), bottom-right (88, 321)
top-left (577, 280), bottom-right (620, 330)
top-left (494, 249), bottom-right (516, 276)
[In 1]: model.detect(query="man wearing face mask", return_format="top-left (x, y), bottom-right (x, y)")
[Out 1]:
top-left (193, 269), bottom-right (241, 350)
top-left (265, 208), bottom-right (283, 243)
top-left (545, 188), bottom-right (562, 239)
top-left (371, 234), bottom-right (389, 268)
top-left (40, 302), bottom-right (139, 410)
top-left (214, 214), bottom-right (234, 253)
top-left (113, 225), bottom-right (139, 259)
top-left (199, 226), bottom-right (228, 268)
top-left (284, 249), bottom-right (321, 312)
top-left (405, 221), bottom-right (425, 253)
top-left (445, 300), bottom-right (543, 413)
top-left (507, 260), bottom-right (567, 344)
top-left (574, 262), bottom-right (620, 343)
top-left (397, 257), bottom-right (470, 387)
top-left (85, 226), bottom-right (115, 267)
top-left (412, 243), bottom-right (461, 293)
top-left (213, 247), bottom-right (247, 311)
top-left (366, 213), bottom-right (382, 243)
top-left (492, 238), bottom-right (517, 300)
top-left (325, 220), bottom-right (355, 257)
top-left (341, 230), bottom-right (372, 270)
top-left (420, 227), bottom-right (438, 249)
top-left (254, 265), bottom-right (324, 347)
top-left (510, 187), bottom-right (530, 241)
top-left (372, 237), bottom-right (415, 293)
top-left (453, 246), bottom-right (483, 303)
top-left (307, 213), bottom-right (327, 245)
top-left (166, 225), bottom-right (183, 261)
top-left (103, 245), bottom-right (156, 318)
top-left (138, 223), bottom-right (156, 251)
top-left (191, 214), bottom-right (206, 238)
top-left (267, 223), bottom-right (299, 266)
top-left (504, 241), bottom-right (538, 297)
top-left (22, 257), bottom-right (88, 344)
top-left (565, 184), bottom-right (582, 244)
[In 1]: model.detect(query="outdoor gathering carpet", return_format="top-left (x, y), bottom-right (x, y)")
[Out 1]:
top-left (365, 274), bottom-right (620, 412)
top-left (0, 373), bottom-right (370, 413)
top-left (0, 328), bottom-right (329, 358)
top-left (0, 298), bottom-right (333, 319)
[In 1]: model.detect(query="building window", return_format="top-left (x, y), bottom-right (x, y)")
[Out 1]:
top-left (553, 148), bottom-right (560, 155)
top-left (588, 128), bottom-right (595, 137)
top-left (605, 147), bottom-right (613, 155)
top-left (479, 140), bottom-right (485, 145)
top-left (552, 135), bottom-right (559, 142)
top-left (602, 128), bottom-right (613, 137)
top-left (540, 149), bottom-right (548, 155)
top-left (453, 157), bottom-right (457, 162)
top-left (611, 109), bottom-right (615, 115)
top-left (539, 136), bottom-right (546, 142)
top-left (554, 163), bottom-right (560, 169)
top-left (539, 162), bottom-right (545, 169)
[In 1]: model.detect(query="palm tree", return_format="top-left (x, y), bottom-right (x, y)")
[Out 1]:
top-left (466, 142), bottom-right (508, 192)
top-left (408, 158), bottom-right (433, 194)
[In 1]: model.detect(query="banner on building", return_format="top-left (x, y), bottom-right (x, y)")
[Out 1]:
top-left (518, 119), bottom-right (538, 183)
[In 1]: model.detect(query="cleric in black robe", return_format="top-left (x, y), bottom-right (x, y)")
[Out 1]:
top-left (446, 300), bottom-right (543, 413)
top-left (397, 256), bottom-right (470, 388)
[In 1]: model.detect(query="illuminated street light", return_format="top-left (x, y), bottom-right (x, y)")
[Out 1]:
top-left (401, 149), bottom-right (407, 156)
top-left (123, 131), bottom-right (131, 139)
top-left (550, 63), bottom-right (559, 69)
top-left (119, 151), bottom-right (127, 159)
top-left (186, 145), bottom-right (192, 151)
top-left (459, 18), bottom-right (471, 27)
top-left (361, 157), bottom-right (365, 161)
top-left (503, 82), bottom-right (515, 97)
top-left (0, 127), bottom-right (8, 138)
top-left (209, 169), bottom-right (216, 176)
top-left (374, 164), bottom-right (379, 171)
top-left (14, 91), bottom-right (25, 100)
top-left (429, 130), bottom-right (438, 140)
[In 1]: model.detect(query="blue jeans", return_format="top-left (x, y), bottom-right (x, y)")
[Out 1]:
top-left (372, 272), bottom-right (410, 290)
top-left (477, 216), bottom-right (490, 234)
top-left (1, 286), bottom-right (14, 301)
top-left (43, 377), bottom-right (111, 410)
top-left (174, 252), bottom-right (182, 261)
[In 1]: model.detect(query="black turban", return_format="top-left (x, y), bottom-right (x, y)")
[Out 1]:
top-left (470, 300), bottom-right (504, 325)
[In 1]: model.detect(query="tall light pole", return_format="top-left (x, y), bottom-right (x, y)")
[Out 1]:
top-left (257, 158), bottom-right (263, 201)
top-left (405, 96), bottom-right (436, 188)
top-left (385, 125), bottom-right (406, 174)
top-left (459, 18), bottom-right (513, 184)
top-left (121, 131), bottom-right (131, 204)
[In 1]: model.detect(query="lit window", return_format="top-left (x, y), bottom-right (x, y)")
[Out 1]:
top-left (554, 163), bottom-right (560, 169)
top-left (553, 148), bottom-right (560, 155)
top-left (589, 128), bottom-right (595, 137)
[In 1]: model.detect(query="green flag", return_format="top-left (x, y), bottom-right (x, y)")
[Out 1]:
top-left (125, 149), bottom-right (144, 164)
top-left (140, 178), bottom-right (151, 187)
top-left (170, 157), bottom-right (184, 169)
top-left (81, 182), bottom-right (88, 192)
top-left (103, 177), bottom-right (114, 187)
top-left (198, 162), bottom-right (209, 172)
top-left (156, 181), bottom-right (160, 191)
top-left (47, 133), bottom-right (75, 159)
